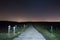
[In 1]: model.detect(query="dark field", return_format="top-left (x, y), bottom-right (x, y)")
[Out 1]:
top-left (0, 21), bottom-right (60, 40)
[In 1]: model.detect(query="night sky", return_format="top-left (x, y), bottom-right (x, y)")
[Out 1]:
top-left (0, 0), bottom-right (60, 22)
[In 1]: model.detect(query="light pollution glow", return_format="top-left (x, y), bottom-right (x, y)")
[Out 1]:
top-left (0, 17), bottom-right (60, 22)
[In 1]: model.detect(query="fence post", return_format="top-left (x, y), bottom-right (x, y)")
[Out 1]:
top-left (13, 26), bottom-right (16, 35)
top-left (24, 24), bottom-right (25, 28)
top-left (8, 25), bottom-right (11, 37)
top-left (50, 26), bottom-right (53, 33)
top-left (8, 25), bottom-right (11, 33)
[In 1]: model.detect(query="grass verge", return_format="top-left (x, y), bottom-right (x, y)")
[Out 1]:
top-left (0, 25), bottom-right (29, 40)
top-left (33, 25), bottom-right (58, 40)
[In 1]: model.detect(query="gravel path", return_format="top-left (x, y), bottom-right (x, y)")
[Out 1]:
top-left (13, 26), bottom-right (46, 40)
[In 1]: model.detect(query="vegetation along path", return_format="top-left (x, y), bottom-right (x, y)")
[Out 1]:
top-left (13, 26), bottom-right (46, 40)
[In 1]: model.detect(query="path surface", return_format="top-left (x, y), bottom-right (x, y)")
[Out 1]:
top-left (13, 26), bottom-right (46, 40)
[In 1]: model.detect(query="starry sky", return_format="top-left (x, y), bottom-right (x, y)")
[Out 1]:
top-left (0, 0), bottom-right (60, 22)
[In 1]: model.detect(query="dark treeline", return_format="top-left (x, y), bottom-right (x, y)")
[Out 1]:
top-left (0, 21), bottom-right (60, 33)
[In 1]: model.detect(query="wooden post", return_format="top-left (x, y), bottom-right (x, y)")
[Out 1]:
top-left (50, 26), bottom-right (53, 33)
top-left (8, 25), bottom-right (11, 37)
top-left (13, 26), bottom-right (16, 35)
top-left (8, 25), bottom-right (11, 33)
top-left (24, 24), bottom-right (25, 28)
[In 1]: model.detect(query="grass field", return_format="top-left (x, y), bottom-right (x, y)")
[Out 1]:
top-left (0, 24), bottom-right (29, 40)
top-left (33, 25), bottom-right (60, 40)
top-left (53, 29), bottom-right (60, 40)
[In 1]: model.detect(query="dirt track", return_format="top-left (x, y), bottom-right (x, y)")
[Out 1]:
top-left (13, 26), bottom-right (46, 40)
